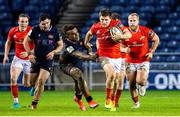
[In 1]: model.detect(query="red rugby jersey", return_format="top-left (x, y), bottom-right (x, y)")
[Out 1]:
top-left (90, 19), bottom-right (126, 58)
top-left (8, 26), bottom-right (34, 60)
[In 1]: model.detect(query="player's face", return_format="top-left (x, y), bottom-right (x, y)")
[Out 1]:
top-left (18, 17), bottom-right (29, 31)
top-left (67, 28), bottom-right (79, 42)
top-left (99, 16), bottom-right (111, 28)
top-left (39, 19), bottom-right (51, 31)
top-left (128, 15), bottom-right (139, 31)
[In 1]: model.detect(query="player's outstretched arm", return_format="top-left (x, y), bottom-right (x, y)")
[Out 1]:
top-left (53, 40), bottom-right (64, 55)
top-left (84, 30), bottom-right (93, 54)
top-left (72, 51), bottom-right (97, 61)
top-left (23, 35), bottom-right (33, 54)
top-left (47, 40), bottom-right (64, 60)
top-left (23, 35), bottom-right (36, 63)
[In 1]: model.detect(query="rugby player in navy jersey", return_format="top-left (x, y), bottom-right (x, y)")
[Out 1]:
top-left (23, 13), bottom-right (63, 109)
top-left (59, 24), bottom-right (98, 111)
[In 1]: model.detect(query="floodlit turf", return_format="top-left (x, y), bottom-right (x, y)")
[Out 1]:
top-left (0, 90), bottom-right (180, 116)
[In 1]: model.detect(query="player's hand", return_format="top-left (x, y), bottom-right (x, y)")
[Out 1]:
top-left (112, 33), bottom-right (123, 42)
top-left (20, 52), bottom-right (28, 58)
top-left (2, 56), bottom-right (9, 65)
top-left (121, 46), bottom-right (130, 53)
top-left (85, 42), bottom-right (92, 49)
top-left (85, 42), bottom-right (93, 53)
top-left (145, 52), bottom-right (153, 60)
top-left (124, 47), bottom-right (131, 53)
top-left (46, 51), bottom-right (55, 60)
top-left (89, 53), bottom-right (98, 61)
top-left (88, 51), bottom-right (94, 56)
top-left (29, 54), bottom-right (36, 63)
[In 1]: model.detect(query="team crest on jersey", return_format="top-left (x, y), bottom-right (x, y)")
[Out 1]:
top-left (48, 35), bottom-right (54, 39)
top-left (13, 35), bottom-right (17, 38)
top-left (140, 36), bottom-right (145, 41)
top-left (96, 30), bottom-right (100, 35)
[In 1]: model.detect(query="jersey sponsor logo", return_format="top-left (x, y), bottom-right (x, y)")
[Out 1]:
top-left (97, 35), bottom-right (111, 40)
top-left (15, 41), bottom-right (23, 44)
top-left (129, 42), bottom-right (144, 47)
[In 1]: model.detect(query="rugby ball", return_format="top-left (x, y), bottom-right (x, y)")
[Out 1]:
top-left (110, 26), bottom-right (123, 42)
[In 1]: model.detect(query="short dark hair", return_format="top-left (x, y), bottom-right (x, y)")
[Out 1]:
top-left (128, 13), bottom-right (139, 20)
top-left (112, 12), bottom-right (120, 20)
top-left (63, 24), bottom-right (78, 35)
top-left (18, 13), bottom-right (30, 20)
top-left (99, 8), bottom-right (112, 17)
top-left (39, 13), bottom-right (51, 22)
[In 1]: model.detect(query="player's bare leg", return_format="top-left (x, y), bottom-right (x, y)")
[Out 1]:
top-left (110, 73), bottom-right (119, 111)
top-left (10, 66), bottom-right (22, 108)
top-left (70, 67), bottom-right (98, 110)
top-left (31, 69), bottom-right (50, 110)
top-left (103, 63), bottom-right (116, 109)
top-left (73, 79), bottom-right (86, 111)
top-left (29, 73), bottom-right (39, 96)
top-left (136, 68), bottom-right (148, 96)
top-left (22, 74), bottom-right (31, 87)
top-left (114, 71), bottom-right (125, 107)
top-left (127, 71), bottom-right (140, 108)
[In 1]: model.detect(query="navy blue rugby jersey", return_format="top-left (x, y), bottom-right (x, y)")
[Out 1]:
top-left (28, 25), bottom-right (62, 59)
top-left (60, 39), bottom-right (87, 65)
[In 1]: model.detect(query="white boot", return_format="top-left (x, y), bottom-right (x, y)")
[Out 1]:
top-left (132, 101), bottom-right (140, 109)
top-left (139, 86), bottom-right (146, 96)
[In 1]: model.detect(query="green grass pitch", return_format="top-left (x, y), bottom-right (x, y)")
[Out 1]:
top-left (0, 90), bottom-right (180, 116)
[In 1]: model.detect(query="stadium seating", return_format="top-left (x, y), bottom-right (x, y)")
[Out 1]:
top-left (151, 55), bottom-right (166, 62)
top-left (0, 0), bottom-right (8, 5)
top-left (0, 32), bottom-right (3, 49)
top-left (166, 55), bottom-right (179, 62)
top-left (12, 0), bottom-right (27, 12)
top-left (0, 0), bottom-right (64, 52)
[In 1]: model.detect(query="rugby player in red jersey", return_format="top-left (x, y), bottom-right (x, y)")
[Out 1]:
top-left (110, 12), bottom-right (127, 108)
top-left (3, 14), bottom-right (34, 108)
top-left (121, 13), bottom-right (159, 108)
top-left (84, 9), bottom-right (132, 111)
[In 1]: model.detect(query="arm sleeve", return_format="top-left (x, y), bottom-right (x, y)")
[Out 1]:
top-left (144, 27), bottom-right (155, 40)
top-left (90, 23), bottom-right (97, 35)
top-left (56, 32), bottom-right (63, 42)
top-left (7, 28), bottom-right (14, 41)
top-left (116, 20), bottom-right (127, 31)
